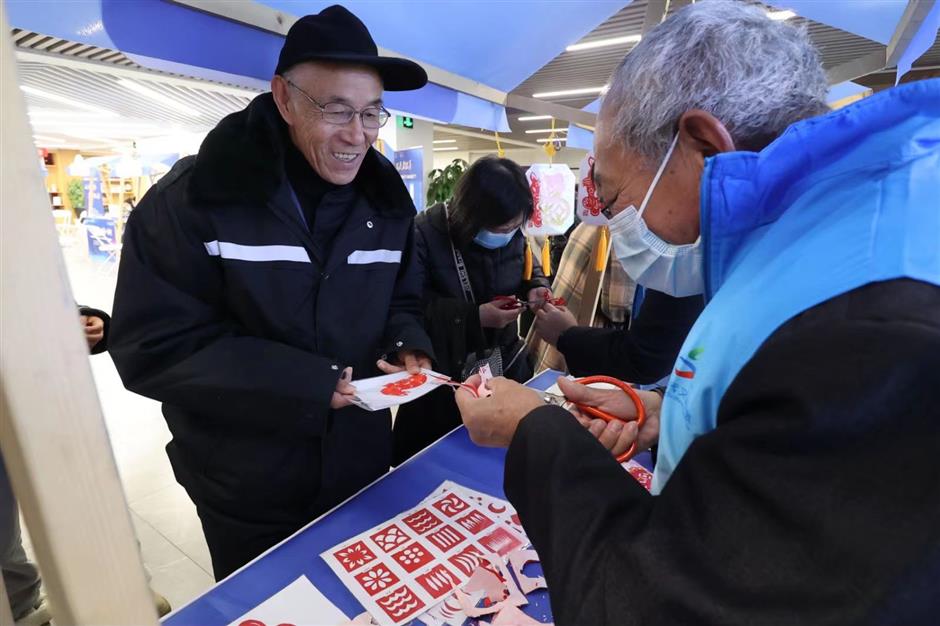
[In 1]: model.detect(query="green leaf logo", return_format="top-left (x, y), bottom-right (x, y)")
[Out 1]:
top-left (688, 347), bottom-right (705, 360)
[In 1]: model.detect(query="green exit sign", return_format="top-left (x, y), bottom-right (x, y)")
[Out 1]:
top-left (397, 116), bottom-right (414, 129)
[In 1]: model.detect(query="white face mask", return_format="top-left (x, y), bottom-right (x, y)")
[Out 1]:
top-left (608, 134), bottom-right (705, 297)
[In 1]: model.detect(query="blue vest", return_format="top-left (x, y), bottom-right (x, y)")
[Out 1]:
top-left (652, 79), bottom-right (940, 494)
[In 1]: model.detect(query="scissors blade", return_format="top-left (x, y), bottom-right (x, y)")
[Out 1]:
top-left (541, 392), bottom-right (570, 408)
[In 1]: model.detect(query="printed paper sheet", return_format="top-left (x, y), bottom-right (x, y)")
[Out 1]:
top-left (350, 369), bottom-right (451, 411)
top-left (321, 482), bottom-right (528, 626)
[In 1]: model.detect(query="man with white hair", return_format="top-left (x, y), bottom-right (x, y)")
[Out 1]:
top-left (456, 1), bottom-right (940, 623)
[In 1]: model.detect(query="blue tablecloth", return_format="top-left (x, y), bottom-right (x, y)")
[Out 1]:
top-left (163, 369), bottom-right (649, 625)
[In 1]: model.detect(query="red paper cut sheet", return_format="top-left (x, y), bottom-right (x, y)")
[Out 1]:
top-left (447, 544), bottom-right (487, 577)
top-left (426, 525), bottom-right (466, 553)
top-left (391, 542), bottom-right (434, 573)
top-left (370, 524), bottom-right (411, 553)
top-left (354, 563), bottom-right (400, 597)
top-left (321, 481), bottom-right (530, 626)
top-left (334, 541), bottom-right (377, 573)
top-left (431, 493), bottom-right (470, 517)
top-left (416, 564), bottom-right (461, 599)
top-left (456, 509), bottom-right (493, 534)
top-left (479, 527), bottom-right (523, 556)
top-left (402, 508), bottom-right (443, 534)
top-left (374, 585), bottom-right (425, 622)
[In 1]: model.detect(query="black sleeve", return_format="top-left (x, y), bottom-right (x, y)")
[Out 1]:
top-left (77, 305), bottom-right (111, 354)
top-left (109, 182), bottom-right (342, 436)
top-left (506, 281), bottom-right (940, 626)
top-left (557, 290), bottom-right (704, 384)
top-left (381, 221), bottom-right (436, 360)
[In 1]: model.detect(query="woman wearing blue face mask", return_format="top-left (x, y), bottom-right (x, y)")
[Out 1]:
top-left (392, 156), bottom-right (552, 464)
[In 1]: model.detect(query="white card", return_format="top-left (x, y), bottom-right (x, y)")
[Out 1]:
top-left (226, 576), bottom-right (348, 626)
top-left (349, 369), bottom-right (450, 411)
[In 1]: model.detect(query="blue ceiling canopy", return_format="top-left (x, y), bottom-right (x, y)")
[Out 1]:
top-left (6, 0), bottom-right (939, 131)
top-left (765, 0), bottom-right (908, 45)
top-left (257, 0), bottom-right (626, 92)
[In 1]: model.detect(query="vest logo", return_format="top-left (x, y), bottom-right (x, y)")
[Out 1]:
top-left (675, 347), bottom-right (704, 379)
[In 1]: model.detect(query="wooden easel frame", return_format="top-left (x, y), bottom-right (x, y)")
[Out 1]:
top-left (0, 8), bottom-right (157, 625)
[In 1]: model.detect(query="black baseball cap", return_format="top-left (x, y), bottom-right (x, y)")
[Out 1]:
top-left (275, 5), bottom-right (428, 91)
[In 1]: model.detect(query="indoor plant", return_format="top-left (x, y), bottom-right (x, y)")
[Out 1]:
top-left (426, 158), bottom-right (468, 205)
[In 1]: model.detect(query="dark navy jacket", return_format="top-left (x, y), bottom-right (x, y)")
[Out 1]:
top-left (110, 94), bottom-right (433, 521)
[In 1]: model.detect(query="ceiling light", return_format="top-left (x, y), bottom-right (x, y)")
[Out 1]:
top-left (118, 79), bottom-right (198, 116)
top-left (537, 137), bottom-right (567, 143)
top-left (524, 128), bottom-right (569, 134)
top-left (766, 9), bottom-right (796, 20)
top-left (533, 86), bottom-right (606, 99)
top-left (20, 86), bottom-right (117, 116)
top-left (566, 34), bottom-right (641, 52)
top-left (433, 139), bottom-right (457, 144)
top-left (433, 147), bottom-right (460, 152)
top-left (518, 115), bottom-right (552, 121)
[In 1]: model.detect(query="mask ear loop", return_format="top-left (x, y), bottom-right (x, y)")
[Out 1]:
top-left (637, 133), bottom-right (680, 219)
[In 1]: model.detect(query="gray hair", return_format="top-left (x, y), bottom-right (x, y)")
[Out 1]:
top-left (602, 0), bottom-right (829, 163)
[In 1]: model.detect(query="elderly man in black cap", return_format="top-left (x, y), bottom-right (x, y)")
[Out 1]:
top-left (110, 6), bottom-right (434, 579)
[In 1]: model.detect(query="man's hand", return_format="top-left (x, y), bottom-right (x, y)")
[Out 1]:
top-left (526, 287), bottom-right (554, 312)
top-left (455, 375), bottom-right (544, 447)
top-left (330, 367), bottom-right (357, 409)
top-left (80, 314), bottom-right (105, 352)
top-left (377, 350), bottom-right (433, 375)
top-left (534, 301), bottom-right (577, 346)
top-left (479, 301), bottom-right (523, 329)
top-left (556, 377), bottom-right (662, 460)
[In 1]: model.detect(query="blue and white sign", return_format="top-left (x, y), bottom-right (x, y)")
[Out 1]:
top-left (394, 148), bottom-right (424, 212)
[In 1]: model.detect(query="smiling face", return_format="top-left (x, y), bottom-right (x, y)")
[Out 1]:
top-left (271, 61), bottom-right (383, 185)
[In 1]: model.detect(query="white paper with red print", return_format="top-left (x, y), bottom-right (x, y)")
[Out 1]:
top-left (577, 152), bottom-right (607, 225)
top-left (524, 164), bottom-right (575, 236)
top-left (321, 482), bottom-right (529, 626)
top-left (349, 369), bottom-right (451, 412)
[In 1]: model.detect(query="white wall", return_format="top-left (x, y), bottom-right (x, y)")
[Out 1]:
top-left (433, 151), bottom-right (470, 169)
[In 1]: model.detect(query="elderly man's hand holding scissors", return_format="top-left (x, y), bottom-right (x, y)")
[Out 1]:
top-left (554, 377), bottom-right (662, 460)
top-left (456, 375), bottom-right (662, 461)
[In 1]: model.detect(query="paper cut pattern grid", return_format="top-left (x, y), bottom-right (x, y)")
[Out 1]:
top-left (321, 481), bottom-right (529, 626)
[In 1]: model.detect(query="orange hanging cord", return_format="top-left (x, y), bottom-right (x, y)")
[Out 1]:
top-left (523, 238), bottom-right (533, 280)
top-left (541, 238), bottom-right (552, 277)
top-left (594, 226), bottom-right (609, 272)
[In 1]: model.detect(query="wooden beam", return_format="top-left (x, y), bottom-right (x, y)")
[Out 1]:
top-left (642, 0), bottom-right (671, 34)
top-left (826, 49), bottom-right (888, 85)
top-left (505, 94), bottom-right (597, 127)
top-left (886, 0), bottom-right (938, 67)
top-left (0, 6), bottom-right (158, 625)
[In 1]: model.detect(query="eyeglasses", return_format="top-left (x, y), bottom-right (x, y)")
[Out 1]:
top-left (286, 79), bottom-right (390, 129)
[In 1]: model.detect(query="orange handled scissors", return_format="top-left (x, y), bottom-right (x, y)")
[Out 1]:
top-left (541, 375), bottom-right (646, 462)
